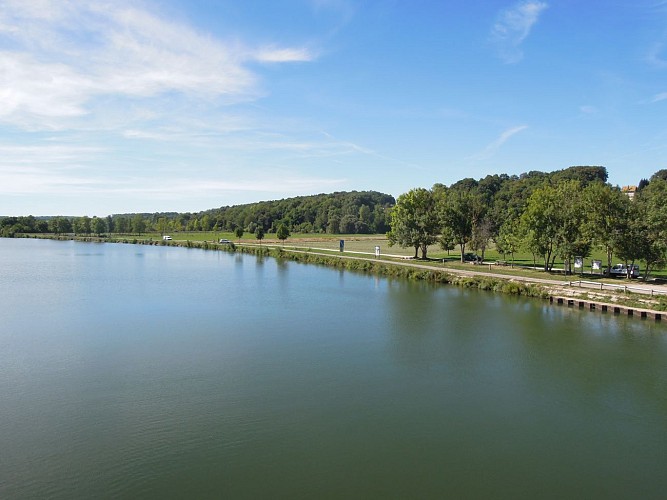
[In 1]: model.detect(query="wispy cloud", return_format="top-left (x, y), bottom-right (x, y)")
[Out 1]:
top-left (254, 47), bottom-right (315, 63)
top-left (0, 1), bottom-right (314, 129)
top-left (647, 42), bottom-right (667, 69)
top-left (491, 1), bottom-right (548, 63)
top-left (0, 163), bottom-right (346, 200)
top-left (579, 105), bottom-right (598, 114)
top-left (651, 92), bottom-right (667, 102)
top-left (0, 0), bottom-right (333, 213)
top-left (468, 125), bottom-right (528, 161)
top-left (116, 177), bottom-right (348, 199)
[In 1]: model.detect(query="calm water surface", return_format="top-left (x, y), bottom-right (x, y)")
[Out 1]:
top-left (1, 238), bottom-right (666, 498)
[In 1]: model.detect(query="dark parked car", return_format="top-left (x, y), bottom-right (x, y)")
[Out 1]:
top-left (463, 253), bottom-right (481, 263)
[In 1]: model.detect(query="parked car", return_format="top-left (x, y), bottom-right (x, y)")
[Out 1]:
top-left (219, 238), bottom-right (232, 244)
top-left (610, 263), bottom-right (640, 278)
top-left (162, 235), bottom-right (172, 241)
top-left (463, 253), bottom-right (481, 263)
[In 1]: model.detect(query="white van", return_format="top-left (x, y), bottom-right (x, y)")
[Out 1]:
top-left (163, 235), bottom-right (172, 241)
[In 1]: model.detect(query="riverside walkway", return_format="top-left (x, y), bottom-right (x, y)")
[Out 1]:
top-left (246, 242), bottom-right (667, 296)
top-left (239, 242), bottom-right (667, 322)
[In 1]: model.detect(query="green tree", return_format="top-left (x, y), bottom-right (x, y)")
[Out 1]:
top-left (339, 214), bottom-right (358, 234)
top-left (554, 181), bottom-right (590, 274)
top-left (387, 188), bottom-right (439, 259)
top-left (106, 215), bottom-right (114, 235)
top-left (277, 223), bottom-right (290, 244)
top-left (235, 226), bottom-right (244, 241)
top-left (358, 204), bottom-right (372, 226)
top-left (634, 179), bottom-right (667, 280)
top-left (439, 189), bottom-right (475, 262)
top-left (439, 226), bottom-right (456, 255)
top-left (327, 213), bottom-right (341, 234)
top-left (471, 216), bottom-right (493, 262)
top-left (131, 215), bottom-right (146, 235)
top-left (74, 216), bottom-right (92, 235)
top-left (91, 216), bottom-right (107, 236)
top-left (255, 226), bottom-right (265, 244)
top-left (495, 218), bottom-right (521, 264)
top-left (200, 214), bottom-right (212, 232)
top-left (520, 185), bottom-right (561, 271)
top-left (520, 180), bottom-right (590, 272)
top-left (583, 183), bottom-right (630, 275)
top-left (616, 200), bottom-right (649, 279)
top-left (48, 216), bottom-right (72, 234)
top-left (115, 216), bottom-right (130, 234)
top-left (156, 217), bottom-right (169, 237)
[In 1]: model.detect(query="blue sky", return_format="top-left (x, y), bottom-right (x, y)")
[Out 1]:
top-left (1, 0), bottom-right (666, 216)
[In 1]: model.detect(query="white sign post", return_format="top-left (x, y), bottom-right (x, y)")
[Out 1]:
top-left (592, 260), bottom-right (601, 274)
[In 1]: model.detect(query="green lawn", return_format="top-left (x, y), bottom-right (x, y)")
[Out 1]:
top-left (108, 230), bottom-right (667, 280)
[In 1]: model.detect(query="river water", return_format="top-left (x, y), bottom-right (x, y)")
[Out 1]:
top-left (1, 238), bottom-right (666, 498)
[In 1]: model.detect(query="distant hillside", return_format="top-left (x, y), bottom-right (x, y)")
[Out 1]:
top-left (201, 191), bottom-right (395, 234)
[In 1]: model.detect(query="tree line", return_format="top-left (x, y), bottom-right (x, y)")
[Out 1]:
top-left (4, 166), bottom-right (667, 280)
top-left (0, 191), bottom-right (394, 238)
top-left (388, 166), bottom-right (666, 279)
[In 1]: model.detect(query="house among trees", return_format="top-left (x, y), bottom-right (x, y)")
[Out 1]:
top-left (621, 185), bottom-right (637, 199)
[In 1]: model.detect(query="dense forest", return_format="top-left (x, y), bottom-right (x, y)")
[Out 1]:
top-left (200, 190), bottom-right (395, 235)
top-left (387, 166), bottom-right (667, 279)
top-left (0, 191), bottom-right (395, 237)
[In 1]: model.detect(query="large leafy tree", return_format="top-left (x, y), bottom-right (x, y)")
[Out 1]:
top-left (387, 188), bottom-right (439, 259)
top-left (583, 183), bottom-right (630, 275)
top-left (633, 178), bottom-right (667, 280)
top-left (131, 215), bottom-right (146, 235)
top-left (91, 216), bottom-right (107, 236)
top-left (74, 216), bottom-right (92, 235)
top-left (48, 216), bottom-right (72, 234)
top-left (520, 183), bottom-right (563, 271)
top-left (520, 180), bottom-right (592, 272)
top-left (553, 180), bottom-right (590, 273)
top-left (439, 188), bottom-right (475, 262)
top-left (495, 218), bottom-right (521, 264)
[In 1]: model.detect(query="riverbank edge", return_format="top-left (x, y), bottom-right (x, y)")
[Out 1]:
top-left (18, 234), bottom-right (667, 320)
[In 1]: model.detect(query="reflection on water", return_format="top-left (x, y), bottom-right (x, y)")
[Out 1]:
top-left (1, 238), bottom-right (666, 499)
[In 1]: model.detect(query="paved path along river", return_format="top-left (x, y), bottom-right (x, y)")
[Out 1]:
top-left (243, 243), bottom-right (667, 297)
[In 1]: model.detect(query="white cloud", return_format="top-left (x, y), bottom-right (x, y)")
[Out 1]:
top-left (579, 105), bottom-right (598, 114)
top-left (0, 1), bottom-right (314, 129)
top-left (0, 143), bottom-right (109, 196)
top-left (254, 47), bottom-right (315, 63)
top-left (0, 163), bottom-right (346, 200)
top-left (468, 125), bottom-right (528, 161)
top-left (0, 1), bottom-right (344, 214)
top-left (491, 1), bottom-right (548, 63)
top-left (651, 92), bottom-right (667, 102)
top-left (116, 177), bottom-right (347, 199)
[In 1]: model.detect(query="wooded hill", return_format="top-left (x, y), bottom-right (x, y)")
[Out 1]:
top-left (199, 190), bottom-right (395, 235)
top-left (0, 191), bottom-right (396, 236)
top-left (386, 165), bottom-right (667, 279)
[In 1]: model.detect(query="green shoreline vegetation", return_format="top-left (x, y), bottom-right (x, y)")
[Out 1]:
top-left (21, 232), bottom-right (667, 315)
top-left (5, 165), bottom-right (667, 315)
